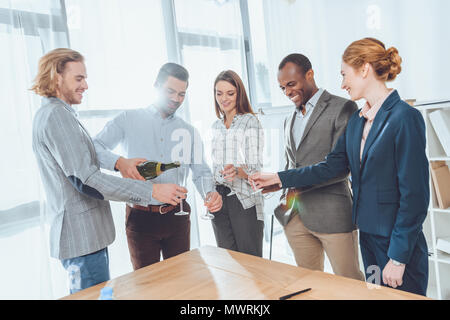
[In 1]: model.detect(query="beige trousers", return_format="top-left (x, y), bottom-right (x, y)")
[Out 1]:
top-left (284, 214), bottom-right (365, 281)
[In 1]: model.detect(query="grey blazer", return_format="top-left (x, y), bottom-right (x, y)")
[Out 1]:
top-left (275, 90), bottom-right (358, 233)
top-left (32, 97), bottom-right (154, 260)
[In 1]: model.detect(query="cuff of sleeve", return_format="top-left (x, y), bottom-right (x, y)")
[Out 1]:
top-left (139, 181), bottom-right (154, 206)
top-left (387, 244), bottom-right (410, 265)
top-left (109, 154), bottom-right (121, 172)
top-left (388, 256), bottom-right (407, 265)
top-left (277, 172), bottom-right (286, 188)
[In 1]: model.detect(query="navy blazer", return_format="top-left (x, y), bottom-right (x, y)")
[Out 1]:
top-left (278, 90), bottom-right (429, 264)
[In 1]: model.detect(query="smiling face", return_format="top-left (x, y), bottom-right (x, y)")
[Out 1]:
top-left (278, 62), bottom-right (316, 109)
top-left (56, 61), bottom-right (88, 105)
top-left (155, 75), bottom-right (188, 115)
top-left (215, 80), bottom-right (237, 116)
top-left (340, 61), bottom-right (367, 101)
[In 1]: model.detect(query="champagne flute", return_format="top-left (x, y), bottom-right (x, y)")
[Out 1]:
top-left (241, 164), bottom-right (263, 194)
top-left (237, 147), bottom-right (259, 193)
top-left (200, 176), bottom-right (215, 220)
top-left (220, 164), bottom-right (236, 196)
top-left (238, 147), bottom-right (273, 199)
top-left (175, 165), bottom-right (189, 216)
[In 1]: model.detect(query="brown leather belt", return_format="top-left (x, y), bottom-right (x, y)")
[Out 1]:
top-left (129, 202), bottom-right (185, 214)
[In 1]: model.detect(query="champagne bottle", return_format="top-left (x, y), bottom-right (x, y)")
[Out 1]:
top-left (136, 161), bottom-right (180, 180)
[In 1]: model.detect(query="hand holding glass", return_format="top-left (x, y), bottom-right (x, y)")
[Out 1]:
top-left (238, 147), bottom-right (261, 194)
top-left (200, 176), bottom-right (215, 220)
top-left (238, 148), bottom-right (274, 199)
top-left (174, 165), bottom-right (189, 216)
top-left (220, 164), bottom-right (236, 196)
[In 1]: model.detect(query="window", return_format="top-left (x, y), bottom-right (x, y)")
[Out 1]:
top-left (65, 0), bottom-right (168, 112)
top-left (261, 0), bottom-right (450, 105)
top-left (0, 0), bottom-right (68, 216)
top-left (0, 0), bottom-right (69, 299)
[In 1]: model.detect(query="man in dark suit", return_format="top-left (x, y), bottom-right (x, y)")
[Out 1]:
top-left (274, 54), bottom-right (364, 281)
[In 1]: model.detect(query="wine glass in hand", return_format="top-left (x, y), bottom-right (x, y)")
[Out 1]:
top-left (175, 165), bottom-right (189, 216)
top-left (247, 171), bottom-right (277, 199)
top-left (238, 148), bottom-right (273, 199)
top-left (200, 176), bottom-right (215, 220)
top-left (237, 147), bottom-right (261, 194)
top-left (241, 164), bottom-right (263, 195)
top-left (220, 164), bottom-right (236, 196)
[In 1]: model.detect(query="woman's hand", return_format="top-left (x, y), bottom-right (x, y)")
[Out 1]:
top-left (221, 164), bottom-right (239, 182)
top-left (382, 259), bottom-right (406, 289)
top-left (248, 172), bottom-right (282, 192)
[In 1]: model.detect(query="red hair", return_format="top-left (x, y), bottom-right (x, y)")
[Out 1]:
top-left (342, 37), bottom-right (402, 82)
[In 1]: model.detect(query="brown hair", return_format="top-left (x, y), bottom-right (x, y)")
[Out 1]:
top-left (342, 37), bottom-right (402, 82)
top-left (30, 48), bottom-right (84, 97)
top-left (214, 70), bottom-right (255, 119)
top-left (154, 62), bottom-right (189, 87)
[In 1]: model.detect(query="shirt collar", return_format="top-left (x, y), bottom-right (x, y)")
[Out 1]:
top-left (359, 89), bottom-right (394, 121)
top-left (296, 88), bottom-right (324, 117)
top-left (44, 96), bottom-right (78, 117)
top-left (221, 112), bottom-right (243, 127)
top-left (150, 104), bottom-right (176, 121)
top-left (307, 87), bottom-right (324, 108)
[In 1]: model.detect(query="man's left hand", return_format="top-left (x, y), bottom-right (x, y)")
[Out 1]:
top-left (382, 259), bottom-right (406, 289)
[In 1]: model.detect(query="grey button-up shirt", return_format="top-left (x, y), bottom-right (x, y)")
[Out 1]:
top-left (32, 97), bottom-right (154, 259)
top-left (93, 105), bottom-right (214, 205)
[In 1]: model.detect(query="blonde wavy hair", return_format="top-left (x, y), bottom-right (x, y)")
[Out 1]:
top-left (30, 48), bottom-right (84, 97)
top-left (342, 37), bottom-right (402, 82)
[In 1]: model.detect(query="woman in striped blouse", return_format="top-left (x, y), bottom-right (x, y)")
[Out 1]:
top-left (210, 70), bottom-right (265, 257)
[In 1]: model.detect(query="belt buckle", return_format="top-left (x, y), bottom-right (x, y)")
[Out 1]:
top-left (159, 204), bottom-right (170, 214)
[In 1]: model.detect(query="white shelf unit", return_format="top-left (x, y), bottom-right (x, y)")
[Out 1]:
top-left (415, 100), bottom-right (450, 300)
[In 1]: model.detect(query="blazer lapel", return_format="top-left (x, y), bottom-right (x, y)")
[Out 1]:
top-left (286, 111), bottom-right (297, 156)
top-left (297, 90), bottom-right (330, 151)
top-left (360, 91), bottom-right (400, 169)
top-left (352, 115), bottom-right (366, 175)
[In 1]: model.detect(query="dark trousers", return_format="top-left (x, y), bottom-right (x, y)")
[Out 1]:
top-left (212, 185), bottom-right (264, 257)
top-left (359, 230), bottom-right (428, 296)
top-left (125, 201), bottom-right (191, 270)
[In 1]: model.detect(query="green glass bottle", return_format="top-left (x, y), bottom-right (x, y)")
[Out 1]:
top-left (136, 161), bottom-right (181, 180)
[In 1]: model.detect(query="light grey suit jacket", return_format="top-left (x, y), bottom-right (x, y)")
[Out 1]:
top-left (275, 90), bottom-right (358, 233)
top-left (32, 97), bottom-right (154, 260)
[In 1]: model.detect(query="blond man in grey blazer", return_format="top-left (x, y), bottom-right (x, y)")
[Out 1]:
top-left (275, 53), bottom-right (365, 281)
top-left (31, 48), bottom-right (186, 294)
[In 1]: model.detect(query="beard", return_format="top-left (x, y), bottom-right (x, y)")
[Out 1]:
top-left (156, 98), bottom-right (180, 116)
top-left (60, 88), bottom-right (83, 105)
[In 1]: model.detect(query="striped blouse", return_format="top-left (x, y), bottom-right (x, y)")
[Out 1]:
top-left (211, 113), bottom-right (265, 221)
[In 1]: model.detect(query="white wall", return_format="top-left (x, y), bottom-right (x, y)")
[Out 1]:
top-left (262, 0), bottom-right (450, 106)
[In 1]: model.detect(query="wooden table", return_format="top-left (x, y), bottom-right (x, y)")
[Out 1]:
top-left (62, 245), bottom-right (430, 300)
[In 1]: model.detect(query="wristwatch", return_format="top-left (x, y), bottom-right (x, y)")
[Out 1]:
top-left (391, 259), bottom-right (405, 266)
